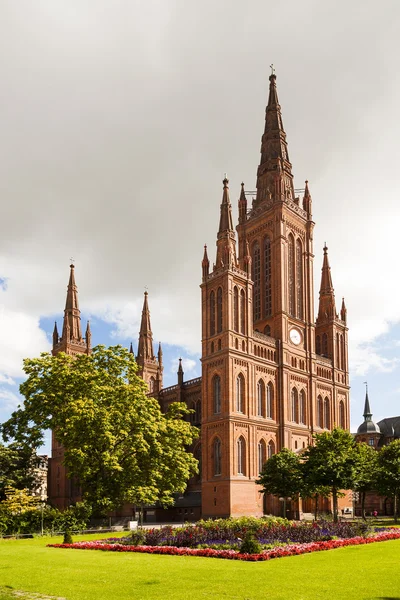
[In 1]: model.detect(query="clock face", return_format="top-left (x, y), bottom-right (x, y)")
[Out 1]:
top-left (289, 328), bottom-right (302, 345)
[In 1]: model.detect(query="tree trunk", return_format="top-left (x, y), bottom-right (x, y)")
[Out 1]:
top-left (332, 487), bottom-right (338, 523)
top-left (314, 494), bottom-right (319, 521)
top-left (283, 498), bottom-right (287, 519)
top-left (361, 491), bottom-right (366, 521)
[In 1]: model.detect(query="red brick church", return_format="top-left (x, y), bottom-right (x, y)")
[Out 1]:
top-left (48, 73), bottom-right (350, 519)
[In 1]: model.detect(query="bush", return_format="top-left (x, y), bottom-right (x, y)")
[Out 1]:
top-left (240, 532), bottom-right (262, 554)
top-left (63, 530), bottom-right (73, 544)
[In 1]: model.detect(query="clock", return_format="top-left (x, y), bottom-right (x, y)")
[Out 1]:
top-left (289, 328), bottom-right (302, 345)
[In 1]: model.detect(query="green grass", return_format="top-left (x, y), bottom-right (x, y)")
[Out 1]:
top-left (0, 533), bottom-right (399, 600)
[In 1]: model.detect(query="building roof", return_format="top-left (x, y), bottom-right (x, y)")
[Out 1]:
top-left (377, 416), bottom-right (400, 438)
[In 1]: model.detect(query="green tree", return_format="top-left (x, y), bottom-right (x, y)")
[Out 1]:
top-left (353, 442), bottom-right (379, 520)
top-left (1, 345), bottom-right (198, 513)
top-left (375, 439), bottom-right (400, 522)
top-left (302, 428), bottom-right (356, 522)
top-left (256, 448), bottom-right (302, 517)
top-left (0, 443), bottom-right (41, 500)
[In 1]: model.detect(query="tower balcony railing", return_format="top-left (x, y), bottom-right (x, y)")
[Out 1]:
top-left (253, 330), bottom-right (277, 347)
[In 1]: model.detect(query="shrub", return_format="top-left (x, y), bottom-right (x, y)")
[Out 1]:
top-left (63, 530), bottom-right (73, 544)
top-left (239, 532), bottom-right (262, 554)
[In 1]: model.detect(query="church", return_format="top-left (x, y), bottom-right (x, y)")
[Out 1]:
top-left (48, 72), bottom-right (350, 520)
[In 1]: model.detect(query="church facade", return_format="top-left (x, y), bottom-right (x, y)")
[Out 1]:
top-left (48, 73), bottom-right (350, 519)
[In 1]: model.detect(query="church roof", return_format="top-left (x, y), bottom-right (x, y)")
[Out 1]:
top-left (377, 416), bottom-right (400, 438)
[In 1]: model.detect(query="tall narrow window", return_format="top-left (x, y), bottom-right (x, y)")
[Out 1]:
top-left (210, 291), bottom-right (215, 336)
top-left (324, 397), bottom-right (330, 429)
top-left (217, 287), bottom-right (223, 333)
top-left (149, 377), bottom-right (155, 393)
top-left (257, 380), bottom-right (265, 417)
top-left (236, 374), bottom-right (244, 412)
top-left (258, 440), bottom-right (267, 473)
top-left (316, 335), bottom-right (321, 355)
top-left (240, 290), bottom-right (246, 334)
top-left (267, 440), bottom-right (275, 459)
top-left (264, 236), bottom-right (272, 317)
top-left (291, 388), bottom-right (298, 423)
top-left (288, 234), bottom-right (295, 316)
top-left (317, 395), bottom-right (323, 428)
top-left (336, 333), bottom-right (340, 368)
top-left (299, 389), bottom-right (306, 424)
top-left (322, 333), bottom-right (328, 356)
top-left (339, 401), bottom-right (345, 428)
top-left (237, 437), bottom-right (246, 475)
top-left (213, 438), bottom-right (222, 475)
top-left (267, 382), bottom-right (273, 418)
top-left (213, 375), bottom-right (221, 414)
top-left (341, 335), bottom-right (346, 372)
top-left (296, 239), bottom-right (303, 319)
top-left (233, 286), bottom-right (239, 332)
top-left (252, 242), bottom-right (261, 321)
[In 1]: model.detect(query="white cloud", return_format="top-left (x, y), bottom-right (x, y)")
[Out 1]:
top-left (0, 388), bottom-right (22, 412)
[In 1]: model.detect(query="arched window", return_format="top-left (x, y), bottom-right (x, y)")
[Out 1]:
top-left (236, 374), bottom-right (244, 412)
top-left (267, 440), bottom-right (275, 459)
top-left (336, 333), bottom-right (340, 368)
top-left (317, 395), bottom-right (323, 428)
top-left (237, 436), bottom-right (246, 475)
top-left (266, 382), bottom-right (273, 418)
top-left (299, 389), bottom-right (306, 424)
top-left (322, 333), bottom-right (328, 356)
top-left (288, 234), bottom-right (295, 316)
top-left (211, 341), bottom-right (214, 353)
top-left (264, 236), bottom-right (272, 317)
top-left (217, 287), bottom-right (223, 333)
top-left (149, 377), bottom-right (155, 393)
top-left (296, 239), bottom-right (303, 319)
top-left (213, 438), bottom-right (222, 476)
top-left (233, 286), bottom-right (239, 332)
top-left (324, 397), bottom-right (330, 429)
top-left (240, 289), bottom-right (246, 334)
top-left (258, 440), bottom-right (267, 473)
top-left (341, 335), bottom-right (346, 371)
top-left (252, 242), bottom-right (261, 321)
top-left (213, 375), bottom-right (221, 414)
top-left (257, 380), bottom-right (265, 417)
top-left (316, 335), bottom-right (321, 355)
top-left (210, 291), bottom-right (215, 336)
top-left (339, 400), bottom-right (345, 429)
top-left (291, 387), bottom-right (298, 423)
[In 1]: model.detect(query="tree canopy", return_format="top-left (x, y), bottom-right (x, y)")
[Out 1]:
top-left (0, 442), bottom-right (41, 501)
top-left (1, 345), bottom-right (199, 513)
top-left (375, 439), bottom-right (400, 522)
top-left (256, 448), bottom-right (302, 517)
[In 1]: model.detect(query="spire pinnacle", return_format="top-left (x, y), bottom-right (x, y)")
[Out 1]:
top-left (129, 342), bottom-right (134, 355)
top-left (202, 244), bottom-right (210, 280)
top-left (238, 181), bottom-right (247, 225)
top-left (62, 263), bottom-right (82, 342)
top-left (218, 177), bottom-right (234, 235)
top-left (216, 178), bottom-right (237, 268)
top-left (177, 357), bottom-right (184, 386)
top-left (341, 297), bottom-right (347, 324)
top-left (317, 244), bottom-right (336, 322)
top-left (52, 321), bottom-right (59, 346)
top-left (303, 180), bottom-right (312, 217)
top-left (137, 290), bottom-right (154, 362)
top-left (158, 341), bottom-right (163, 366)
top-left (363, 382), bottom-right (372, 421)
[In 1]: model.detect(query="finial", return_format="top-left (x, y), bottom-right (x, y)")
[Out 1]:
top-left (223, 175), bottom-right (229, 187)
top-left (323, 242), bottom-right (328, 252)
top-left (270, 63), bottom-right (275, 76)
top-left (363, 381), bottom-right (368, 394)
top-left (69, 258), bottom-right (75, 268)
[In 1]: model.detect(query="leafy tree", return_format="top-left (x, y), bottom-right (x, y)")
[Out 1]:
top-left (375, 439), bottom-right (400, 523)
top-left (1, 345), bottom-right (198, 513)
top-left (353, 442), bottom-right (379, 520)
top-left (0, 443), bottom-right (41, 500)
top-left (302, 428), bottom-right (356, 522)
top-left (256, 448), bottom-right (302, 517)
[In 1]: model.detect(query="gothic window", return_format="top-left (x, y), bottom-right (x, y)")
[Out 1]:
top-left (341, 335), bottom-right (346, 371)
top-left (267, 382), bottom-right (273, 418)
top-left (217, 287), bottom-right (223, 333)
top-left (336, 333), bottom-right (340, 368)
top-left (339, 400), bottom-right (345, 429)
top-left (322, 333), bottom-right (328, 356)
top-left (195, 400), bottom-right (201, 423)
top-left (236, 374), bottom-right (245, 412)
top-left (218, 339), bottom-right (222, 351)
top-left (267, 440), bottom-right (275, 459)
top-left (324, 397), bottom-right (330, 429)
top-left (316, 335), bottom-right (321, 355)
top-left (258, 440), bottom-right (267, 473)
top-left (149, 377), bottom-right (155, 393)
top-left (240, 290), bottom-right (246, 334)
top-left (257, 379), bottom-right (265, 417)
top-left (296, 239), bottom-right (303, 319)
top-left (213, 438), bottom-right (222, 476)
top-left (252, 242), bottom-right (261, 321)
top-left (213, 375), bottom-right (221, 414)
top-left (299, 389), bottom-right (306, 424)
top-left (211, 341), bottom-right (214, 353)
top-left (210, 291), bottom-right (215, 336)
top-left (291, 387), bottom-right (298, 423)
top-left (233, 286), bottom-right (239, 332)
top-left (317, 395), bottom-right (323, 428)
top-left (237, 436), bottom-right (246, 475)
top-left (264, 236), bottom-right (272, 317)
top-left (288, 234), bottom-right (295, 317)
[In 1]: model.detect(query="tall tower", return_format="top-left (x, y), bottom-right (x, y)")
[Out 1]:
top-left (201, 73), bottom-right (350, 519)
top-left (49, 264), bottom-right (91, 509)
top-left (136, 291), bottom-right (163, 395)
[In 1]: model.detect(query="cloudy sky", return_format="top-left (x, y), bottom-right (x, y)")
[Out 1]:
top-left (1, 0), bottom-right (400, 452)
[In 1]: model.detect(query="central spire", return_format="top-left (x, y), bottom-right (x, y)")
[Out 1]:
top-left (137, 291), bottom-right (154, 361)
top-left (215, 178), bottom-right (237, 269)
top-left (255, 73), bottom-right (294, 205)
top-left (62, 264), bottom-right (82, 341)
top-left (317, 245), bottom-right (337, 322)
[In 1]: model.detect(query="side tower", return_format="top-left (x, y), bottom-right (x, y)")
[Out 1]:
top-left (49, 264), bottom-right (91, 509)
top-left (136, 291), bottom-right (163, 395)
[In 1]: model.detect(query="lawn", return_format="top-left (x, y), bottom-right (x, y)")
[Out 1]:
top-left (0, 533), bottom-right (399, 600)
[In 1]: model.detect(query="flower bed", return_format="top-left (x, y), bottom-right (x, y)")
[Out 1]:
top-left (48, 530), bottom-right (400, 562)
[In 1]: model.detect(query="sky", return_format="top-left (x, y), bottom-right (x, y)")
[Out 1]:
top-left (0, 0), bottom-right (400, 454)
